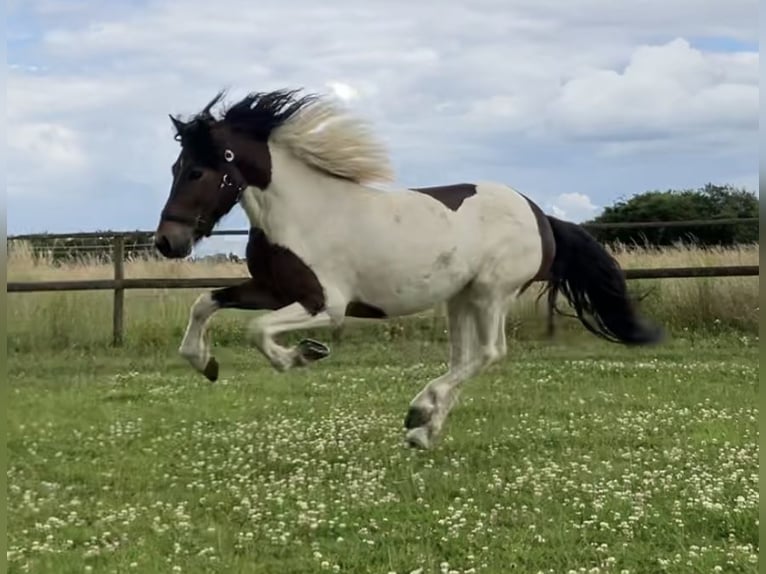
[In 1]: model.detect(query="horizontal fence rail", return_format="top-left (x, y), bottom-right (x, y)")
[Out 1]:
top-left (7, 217), bottom-right (760, 241)
top-left (580, 217), bottom-right (759, 229)
top-left (6, 217), bottom-right (760, 345)
top-left (6, 266), bottom-right (760, 294)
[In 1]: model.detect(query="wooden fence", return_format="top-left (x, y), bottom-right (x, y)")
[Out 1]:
top-left (7, 218), bottom-right (760, 346)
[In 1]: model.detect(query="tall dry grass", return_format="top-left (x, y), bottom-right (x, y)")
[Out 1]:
top-left (7, 239), bottom-right (759, 353)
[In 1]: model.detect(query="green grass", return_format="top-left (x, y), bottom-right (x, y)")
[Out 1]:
top-left (7, 335), bottom-right (759, 574)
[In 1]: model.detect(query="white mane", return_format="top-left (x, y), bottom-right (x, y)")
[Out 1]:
top-left (270, 97), bottom-right (396, 185)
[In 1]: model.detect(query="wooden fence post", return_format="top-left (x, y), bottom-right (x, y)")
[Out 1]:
top-left (112, 236), bottom-right (125, 347)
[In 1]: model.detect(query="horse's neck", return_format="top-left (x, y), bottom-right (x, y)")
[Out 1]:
top-left (241, 144), bottom-right (369, 242)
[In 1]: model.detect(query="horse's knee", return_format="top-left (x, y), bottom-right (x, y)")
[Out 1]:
top-left (191, 292), bottom-right (218, 322)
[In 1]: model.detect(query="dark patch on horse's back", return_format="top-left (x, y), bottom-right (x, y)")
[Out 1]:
top-left (345, 301), bottom-right (387, 319)
top-left (519, 195), bottom-right (556, 292)
top-left (411, 183), bottom-right (477, 211)
top-left (245, 227), bottom-right (326, 314)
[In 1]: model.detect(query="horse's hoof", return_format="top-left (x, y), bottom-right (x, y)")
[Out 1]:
top-left (405, 427), bottom-right (431, 449)
top-left (297, 338), bottom-right (330, 362)
top-left (404, 405), bottom-right (431, 429)
top-left (203, 357), bottom-right (219, 382)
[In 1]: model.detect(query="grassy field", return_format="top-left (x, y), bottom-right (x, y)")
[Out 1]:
top-left (7, 334), bottom-right (758, 574)
top-left (7, 240), bottom-right (759, 353)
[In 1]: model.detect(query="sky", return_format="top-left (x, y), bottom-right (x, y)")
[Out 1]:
top-left (7, 0), bottom-right (759, 257)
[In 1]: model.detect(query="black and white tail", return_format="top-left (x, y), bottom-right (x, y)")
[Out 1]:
top-left (543, 216), bottom-right (664, 345)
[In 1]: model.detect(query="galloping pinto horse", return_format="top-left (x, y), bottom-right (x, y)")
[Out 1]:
top-left (154, 88), bottom-right (663, 449)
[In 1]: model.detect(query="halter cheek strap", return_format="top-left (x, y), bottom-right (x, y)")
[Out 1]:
top-left (161, 148), bottom-right (248, 235)
top-left (219, 148), bottom-right (248, 200)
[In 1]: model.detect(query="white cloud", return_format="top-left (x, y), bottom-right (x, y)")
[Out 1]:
top-left (6, 69), bottom-right (195, 198)
top-left (506, 0), bottom-right (756, 42)
top-left (8, 73), bottom-right (146, 118)
top-left (549, 192), bottom-right (600, 223)
top-left (6, 0), bottom-right (758, 234)
top-left (12, 122), bottom-right (86, 169)
top-left (7, 121), bottom-right (90, 199)
top-left (547, 39), bottom-right (757, 143)
top-left (326, 81), bottom-right (360, 103)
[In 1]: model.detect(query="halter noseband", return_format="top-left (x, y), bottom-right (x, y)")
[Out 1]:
top-left (161, 148), bottom-right (248, 236)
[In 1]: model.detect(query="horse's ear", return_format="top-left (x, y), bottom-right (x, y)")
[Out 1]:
top-left (169, 114), bottom-right (186, 135)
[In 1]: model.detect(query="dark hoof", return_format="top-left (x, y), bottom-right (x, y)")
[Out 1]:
top-left (203, 357), bottom-right (219, 382)
top-left (297, 338), bottom-right (330, 362)
top-left (404, 406), bottom-right (430, 430)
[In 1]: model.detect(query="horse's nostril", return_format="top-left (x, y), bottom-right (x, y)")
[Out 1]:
top-left (155, 234), bottom-right (172, 256)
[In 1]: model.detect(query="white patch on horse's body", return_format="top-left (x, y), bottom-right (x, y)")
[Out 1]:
top-left (243, 146), bottom-right (543, 319)
top-left (239, 184), bottom-right (265, 228)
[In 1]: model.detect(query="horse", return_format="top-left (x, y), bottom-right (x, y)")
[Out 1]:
top-left (154, 88), bottom-right (663, 449)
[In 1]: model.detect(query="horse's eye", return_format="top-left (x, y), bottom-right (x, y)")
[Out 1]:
top-left (188, 169), bottom-right (203, 181)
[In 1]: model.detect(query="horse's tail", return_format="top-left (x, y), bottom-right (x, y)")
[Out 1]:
top-left (542, 216), bottom-right (664, 345)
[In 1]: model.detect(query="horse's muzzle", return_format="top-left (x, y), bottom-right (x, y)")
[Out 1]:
top-left (154, 223), bottom-right (193, 259)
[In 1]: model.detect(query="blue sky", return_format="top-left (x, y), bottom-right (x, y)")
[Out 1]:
top-left (7, 0), bottom-right (759, 256)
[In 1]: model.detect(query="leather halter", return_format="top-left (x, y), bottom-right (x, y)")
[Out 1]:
top-left (160, 148), bottom-right (247, 236)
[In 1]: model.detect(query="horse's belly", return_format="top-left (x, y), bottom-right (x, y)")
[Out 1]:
top-left (352, 251), bottom-right (474, 317)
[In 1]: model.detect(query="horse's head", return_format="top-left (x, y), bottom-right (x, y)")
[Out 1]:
top-left (155, 87), bottom-right (388, 258)
top-left (154, 92), bottom-right (272, 258)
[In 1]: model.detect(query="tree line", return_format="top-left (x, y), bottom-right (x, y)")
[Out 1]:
top-left (584, 183), bottom-right (758, 247)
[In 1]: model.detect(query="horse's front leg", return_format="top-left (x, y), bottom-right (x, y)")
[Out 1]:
top-left (247, 301), bottom-right (342, 372)
top-left (179, 280), bottom-right (280, 381)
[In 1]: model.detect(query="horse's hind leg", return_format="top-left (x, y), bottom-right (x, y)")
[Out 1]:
top-left (404, 287), bottom-right (505, 448)
top-left (179, 280), bottom-right (279, 381)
